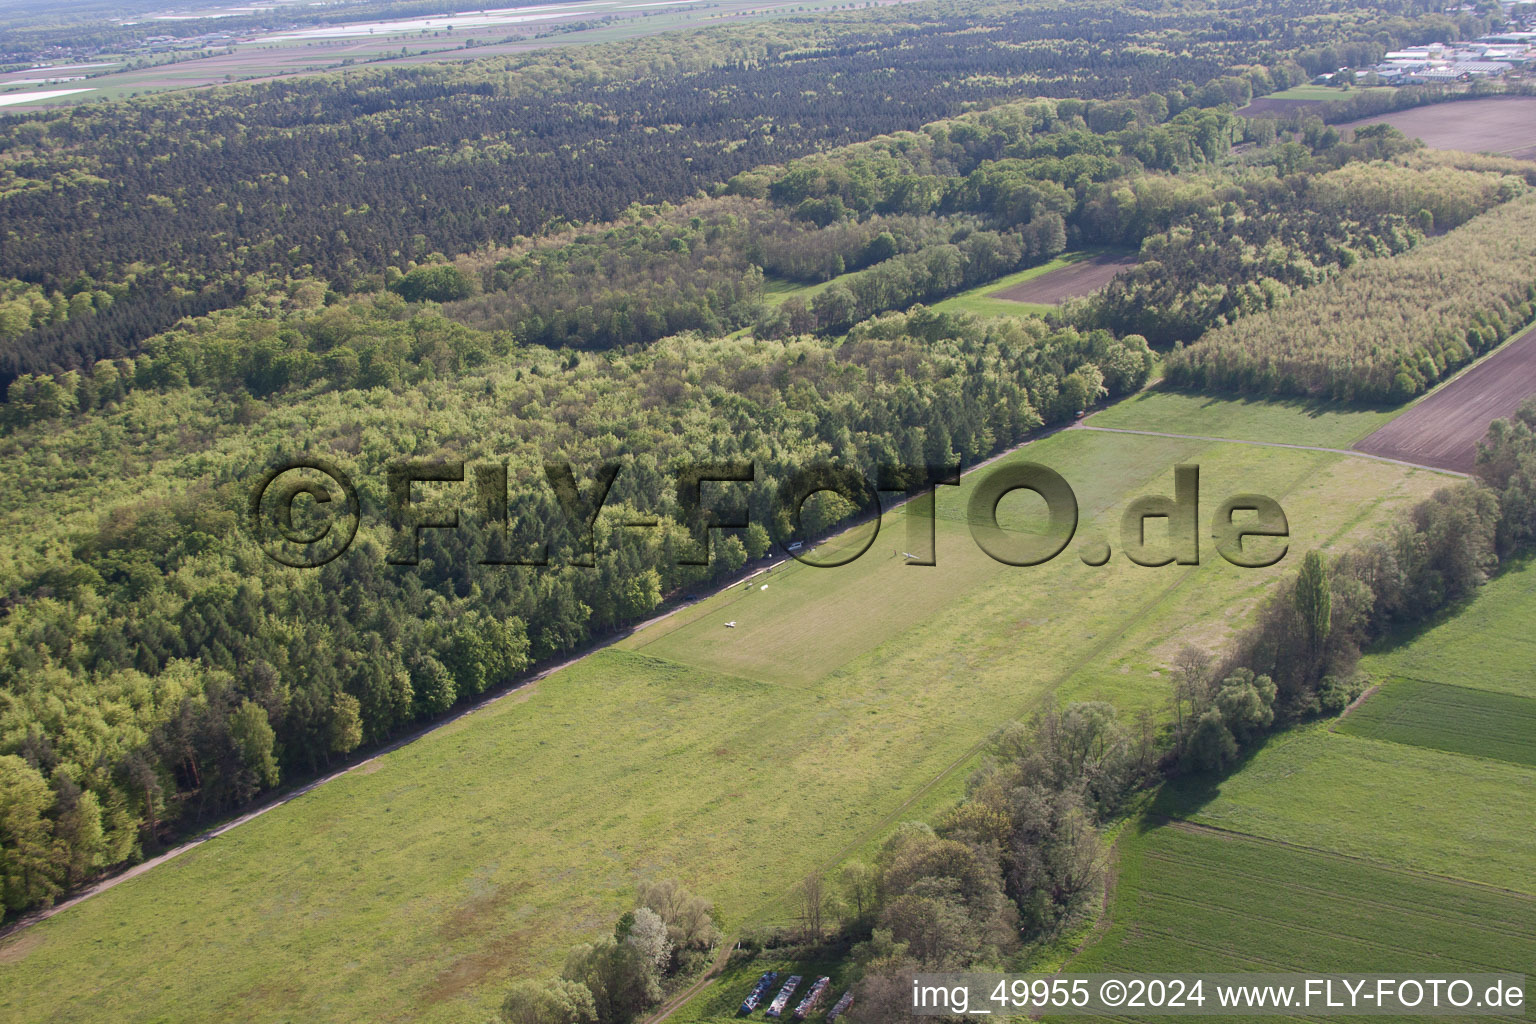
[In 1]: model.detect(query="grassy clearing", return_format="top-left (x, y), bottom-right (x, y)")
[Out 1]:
top-left (1338, 679), bottom-right (1536, 767)
top-left (0, 423), bottom-right (1443, 1024)
top-left (1360, 556), bottom-right (1536, 699)
top-left (1084, 388), bottom-right (1400, 449)
top-left (1260, 84), bottom-right (1397, 102)
top-left (1066, 823), bottom-right (1536, 993)
top-left (1169, 726), bottom-right (1536, 893)
top-left (761, 275), bottom-right (840, 308)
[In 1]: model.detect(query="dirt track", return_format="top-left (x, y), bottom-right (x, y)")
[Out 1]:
top-left (1354, 326), bottom-right (1536, 472)
top-left (990, 252), bottom-right (1137, 304)
top-left (1343, 96), bottom-right (1536, 161)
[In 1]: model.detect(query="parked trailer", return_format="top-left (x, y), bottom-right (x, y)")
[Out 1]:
top-left (740, 971), bottom-right (779, 1014)
top-left (765, 976), bottom-right (802, 1018)
top-left (826, 991), bottom-right (854, 1023)
top-left (793, 977), bottom-right (831, 1020)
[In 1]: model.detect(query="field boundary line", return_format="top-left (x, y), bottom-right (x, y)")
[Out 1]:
top-left (1070, 424), bottom-right (1468, 476)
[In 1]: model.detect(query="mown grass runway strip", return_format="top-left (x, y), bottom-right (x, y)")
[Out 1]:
top-left (0, 421), bottom-right (1443, 1023)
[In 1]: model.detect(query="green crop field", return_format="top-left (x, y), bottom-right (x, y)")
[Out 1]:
top-left (1171, 726), bottom-right (1536, 892)
top-left (1085, 389), bottom-right (1399, 450)
top-left (0, 422), bottom-right (1444, 1024)
top-left (1062, 824), bottom-right (1536, 1020)
top-left (1338, 679), bottom-right (1536, 767)
top-left (1061, 536), bottom-right (1536, 1021)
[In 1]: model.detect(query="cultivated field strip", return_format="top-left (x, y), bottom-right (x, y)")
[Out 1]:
top-left (1061, 826), bottom-right (1536, 1024)
top-left (1361, 558), bottom-right (1536, 699)
top-left (1185, 728), bottom-right (1536, 892)
top-left (1337, 678), bottom-right (1536, 767)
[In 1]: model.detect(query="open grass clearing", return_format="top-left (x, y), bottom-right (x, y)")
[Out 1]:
top-left (1085, 389), bottom-right (1400, 450)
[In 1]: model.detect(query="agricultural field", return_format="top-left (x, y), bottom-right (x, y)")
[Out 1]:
top-left (0, 0), bottom-right (852, 108)
top-left (988, 252), bottom-right (1135, 305)
top-left (1062, 544), bottom-right (1536, 1017)
top-left (927, 253), bottom-right (1099, 320)
top-left (1084, 389), bottom-right (1398, 450)
top-left (1353, 324), bottom-right (1536, 471)
top-left (1063, 824), bottom-right (1536, 1012)
top-left (1359, 554), bottom-right (1536, 700)
top-left (0, 419), bottom-right (1447, 1024)
top-left (1336, 679), bottom-right (1536, 767)
top-left (1343, 96), bottom-right (1536, 161)
top-left (1177, 726), bottom-right (1536, 891)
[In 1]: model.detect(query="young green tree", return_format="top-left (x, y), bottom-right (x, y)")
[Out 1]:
top-left (1294, 549), bottom-right (1332, 667)
top-left (501, 979), bottom-right (598, 1024)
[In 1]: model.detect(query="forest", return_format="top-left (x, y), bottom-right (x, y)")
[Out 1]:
top-left (1166, 189), bottom-right (1536, 400)
top-left (0, 0), bottom-right (1480, 384)
top-left (0, 299), bottom-right (1152, 914)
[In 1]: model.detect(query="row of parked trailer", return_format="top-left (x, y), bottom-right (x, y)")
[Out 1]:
top-left (740, 972), bottom-right (852, 1022)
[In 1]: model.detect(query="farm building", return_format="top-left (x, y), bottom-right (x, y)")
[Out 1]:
top-left (826, 991), bottom-right (855, 1022)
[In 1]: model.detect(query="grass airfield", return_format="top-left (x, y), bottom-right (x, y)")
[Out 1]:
top-left (0, 401), bottom-right (1448, 1024)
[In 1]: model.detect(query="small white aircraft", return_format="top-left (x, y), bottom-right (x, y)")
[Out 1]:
top-left (901, 551), bottom-right (920, 560)
top-left (724, 621), bottom-right (737, 628)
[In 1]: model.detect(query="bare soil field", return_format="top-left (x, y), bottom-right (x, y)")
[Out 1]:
top-left (989, 252), bottom-right (1136, 303)
top-left (1354, 325), bottom-right (1536, 471)
top-left (1344, 96), bottom-right (1536, 161)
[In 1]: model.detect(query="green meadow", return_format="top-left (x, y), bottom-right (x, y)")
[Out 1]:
top-left (0, 415), bottom-right (1444, 1023)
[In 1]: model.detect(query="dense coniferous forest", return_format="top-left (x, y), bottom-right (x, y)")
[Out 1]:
top-left (0, 0), bottom-right (1470, 384)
